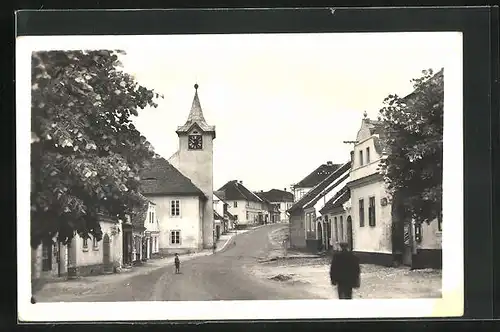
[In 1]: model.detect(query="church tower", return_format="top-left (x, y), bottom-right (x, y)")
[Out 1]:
top-left (169, 84), bottom-right (216, 249)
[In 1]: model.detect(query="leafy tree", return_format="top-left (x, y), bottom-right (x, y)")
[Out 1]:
top-left (378, 68), bottom-right (444, 226)
top-left (31, 50), bottom-right (162, 248)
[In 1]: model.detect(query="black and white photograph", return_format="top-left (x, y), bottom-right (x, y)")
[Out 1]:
top-left (17, 29), bottom-right (463, 321)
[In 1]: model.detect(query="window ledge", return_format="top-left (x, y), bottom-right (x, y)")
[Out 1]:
top-left (93, 246), bottom-right (99, 251)
top-left (82, 247), bottom-right (89, 252)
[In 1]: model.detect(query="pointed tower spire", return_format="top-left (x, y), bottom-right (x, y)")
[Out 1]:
top-left (176, 84), bottom-right (216, 138)
top-left (186, 83), bottom-right (206, 124)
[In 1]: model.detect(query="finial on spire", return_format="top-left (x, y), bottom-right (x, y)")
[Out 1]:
top-left (194, 83), bottom-right (199, 90)
top-left (363, 111), bottom-right (368, 119)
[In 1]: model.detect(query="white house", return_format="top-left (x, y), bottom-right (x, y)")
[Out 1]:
top-left (217, 180), bottom-right (267, 228)
top-left (31, 216), bottom-right (124, 281)
top-left (143, 201), bottom-right (161, 259)
top-left (255, 189), bottom-right (294, 223)
top-left (347, 113), bottom-right (442, 268)
top-left (140, 84), bottom-right (216, 254)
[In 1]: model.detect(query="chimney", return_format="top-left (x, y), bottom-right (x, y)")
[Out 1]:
top-left (326, 161), bottom-right (333, 166)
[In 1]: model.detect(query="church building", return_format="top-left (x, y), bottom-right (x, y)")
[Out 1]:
top-left (140, 84), bottom-right (216, 254)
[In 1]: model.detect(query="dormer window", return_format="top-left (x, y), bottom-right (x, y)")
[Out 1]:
top-left (359, 150), bottom-right (364, 166)
top-left (366, 147), bottom-right (370, 163)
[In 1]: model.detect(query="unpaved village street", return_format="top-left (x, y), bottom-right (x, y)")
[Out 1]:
top-left (35, 224), bottom-right (317, 302)
top-left (34, 224), bottom-right (442, 302)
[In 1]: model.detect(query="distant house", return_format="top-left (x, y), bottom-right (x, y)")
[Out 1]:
top-left (348, 109), bottom-right (442, 268)
top-left (217, 180), bottom-right (267, 228)
top-left (143, 201), bottom-right (161, 260)
top-left (291, 161), bottom-right (342, 202)
top-left (319, 186), bottom-right (351, 252)
top-left (140, 157), bottom-right (208, 255)
top-left (255, 189), bottom-right (294, 223)
top-left (287, 162), bottom-right (351, 252)
top-left (254, 191), bottom-right (280, 224)
top-left (214, 190), bottom-right (237, 232)
top-left (31, 215), bottom-right (124, 281)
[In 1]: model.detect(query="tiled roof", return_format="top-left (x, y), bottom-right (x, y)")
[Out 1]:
top-left (288, 161), bottom-right (351, 214)
top-left (213, 190), bottom-right (226, 201)
top-left (319, 186), bottom-right (350, 214)
top-left (176, 85), bottom-right (216, 137)
top-left (294, 162), bottom-right (342, 188)
top-left (217, 180), bottom-right (262, 203)
top-left (140, 157), bottom-right (206, 198)
top-left (256, 189), bottom-right (294, 203)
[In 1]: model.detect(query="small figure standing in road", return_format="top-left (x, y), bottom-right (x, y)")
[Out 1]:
top-left (174, 253), bottom-right (180, 274)
top-left (329, 242), bottom-right (360, 299)
top-left (212, 242), bottom-right (217, 254)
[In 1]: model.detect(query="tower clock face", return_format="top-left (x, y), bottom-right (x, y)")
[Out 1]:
top-left (188, 135), bottom-right (203, 150)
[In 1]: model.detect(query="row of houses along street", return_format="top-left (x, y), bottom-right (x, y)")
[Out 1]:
top-left (31, 83), bottom-right (295, 283)
top-left (31, 70), bottom-right (442, 301)
top-left (288, 70), bottom-right (443, 270)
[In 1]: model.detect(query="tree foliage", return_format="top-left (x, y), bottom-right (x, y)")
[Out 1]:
top-left (378, 68), bottom-right (444, 225)
top-left (31, 50), bottom-right (162, 248)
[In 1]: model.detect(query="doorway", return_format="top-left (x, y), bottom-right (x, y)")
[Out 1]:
top-left (346, 216), bottom-right (353, 251)
top-left (317, 222), bottom-right (323, 251)
top-left (102, 234), bottom-right (111, 266)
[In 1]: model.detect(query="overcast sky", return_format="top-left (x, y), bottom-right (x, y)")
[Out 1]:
top-left (112, 33), bottom-right (454, 192)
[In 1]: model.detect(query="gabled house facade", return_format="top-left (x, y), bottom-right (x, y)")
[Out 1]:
top-left (217, 180), bottom-right (267, 228)
top-left (140, 157), bottom-right (208, 255)
top-left (291, 161), bottom-right (342, 202)
top-left (347, 111), bottom-right (442, 268)
top-left (287, 162), bottom-right (351, 252)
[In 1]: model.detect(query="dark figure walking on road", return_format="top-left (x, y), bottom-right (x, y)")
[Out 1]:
top-left (330, 242), bottom-right (360, 299)
top-left (174, 253), bottom-right (180, 274)
top-left (212, 242), bottom-right (217, 254)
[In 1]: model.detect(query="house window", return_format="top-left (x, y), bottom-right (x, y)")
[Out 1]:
top-left (366, 147), bottom-right (371, 163)
top-left (246, 211), bottom-right (249, 220)
top-left (83, 237), bottom-right (88, 249)
top-left (339, 216), bottom-right (344, 241)
top-left (149, 208), bottom-right (155, 223)
top-left (359, 150), bottom-right (364, 166)
top-left (334, 217), bottom-right (339, 241)
top-left (170, 200), bottom-right (180, 217)
top-left (234, 201), bottom-right (238, 208)
top-left (42, 241), bottom-right (52, 271)
top-left (415, 223), bottom-right (422, 242)
top-left (359, 199), bottom-right (365, 227)
top-left (170, 230), bottom-right (181, 245)
top-left (92, 236), bottom-right (99, 249)
top-left (368, 196), bottom-right (376, 226)
top-left (438, 214), bottom-right (442, 232)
